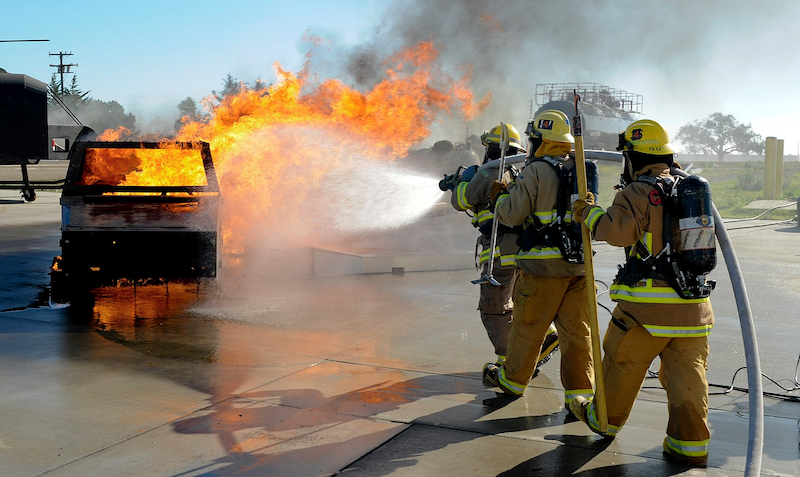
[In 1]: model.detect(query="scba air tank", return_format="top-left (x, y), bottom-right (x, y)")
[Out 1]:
top-left (585, 160), bottom-right (599, 197)
top-left (676, 175), bottom-right (716, 275)
top-left (569, 160), bottom-right (600, 201)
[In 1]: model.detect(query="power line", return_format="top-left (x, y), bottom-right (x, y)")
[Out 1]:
top-left (0, 39), bottom-right (50, 42)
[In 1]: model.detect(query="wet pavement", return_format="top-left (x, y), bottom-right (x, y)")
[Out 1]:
top-left (0, 189), bottom-right (799, 476)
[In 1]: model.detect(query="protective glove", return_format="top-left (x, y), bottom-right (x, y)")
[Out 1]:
top-left (490, 180), bottom-right (508, 204)
top-left (572, 192), bottom-right (595, 224)
top-left (461, 165), bottom-right (478, 182)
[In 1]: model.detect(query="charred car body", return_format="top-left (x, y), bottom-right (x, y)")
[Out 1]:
top-left (52, 141), bottom-right (221, 286)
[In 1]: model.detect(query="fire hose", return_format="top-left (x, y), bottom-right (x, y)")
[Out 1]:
top-left (671, 166), bottom-right (764, 477)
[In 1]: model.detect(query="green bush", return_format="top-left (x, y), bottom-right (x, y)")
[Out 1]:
top-left (737, 162), bottom-right (763, 191)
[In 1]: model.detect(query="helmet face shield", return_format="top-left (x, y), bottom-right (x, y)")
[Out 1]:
top-left (621, 151), bottom-right (634, 186)
top-left (617, 131), bottom-right (630, 152)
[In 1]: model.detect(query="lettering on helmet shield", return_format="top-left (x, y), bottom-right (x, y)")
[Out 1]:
top-left (631, 128), bottom-right (643, 140)
top-left (538, 119), bottom-right (553, 130)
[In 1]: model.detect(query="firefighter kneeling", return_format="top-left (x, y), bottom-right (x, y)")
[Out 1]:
top-left (572, 119), bottom-right (716, 468)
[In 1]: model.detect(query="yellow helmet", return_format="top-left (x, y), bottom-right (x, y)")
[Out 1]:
top-left (617, 119), bottom-right (674, 156)
top-left (532, 109), bottom-right (574, 143)
top-left (481, 124), bottom-right (525, 151)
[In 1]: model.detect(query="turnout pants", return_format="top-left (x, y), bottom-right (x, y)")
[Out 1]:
top-left (597, 307), bottom-right (710, 463)
top-left (478, 263), bottom-right (517, 356)
top-left (501, 271), bottom-right (594, 401)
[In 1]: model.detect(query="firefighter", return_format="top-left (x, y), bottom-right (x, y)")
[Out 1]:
top-left (482, 110), bottom-right (594, 406)
top-left (449, 123), bottom-right (559, 367)
top-left (571, 119), bottom-right (714, 467)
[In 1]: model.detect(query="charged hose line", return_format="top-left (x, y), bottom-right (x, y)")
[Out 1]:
top-left (644, 360), bottom-right (800, 403)
top-left (725, 218), bottom-right (797, 231)
top-left (724, 201), bottom-right (797, 223)
top-left (672, 168), bottom-right (763, 477)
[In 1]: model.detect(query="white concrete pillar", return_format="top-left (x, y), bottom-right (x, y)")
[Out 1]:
top-left (764, 136), bottom-right (777, 199)
top-left (775, 139), bottom-right (784, 199)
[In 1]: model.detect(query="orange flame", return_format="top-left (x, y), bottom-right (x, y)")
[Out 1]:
top-left (102, 41), bottom-right (489, 254)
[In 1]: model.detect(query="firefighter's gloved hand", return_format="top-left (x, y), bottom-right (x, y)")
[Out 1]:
top-left (461, 165), bottom-right (478, 182)
top-left (490, 180), bottom-right (508, 203)
top-left (572, 192), bottom-right (595, 224)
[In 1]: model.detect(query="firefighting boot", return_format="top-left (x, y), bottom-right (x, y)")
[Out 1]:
top-left (482, 362), bottom-right (501, 388)
top-left (568, 396), bottom-right (614, 440)
top-left (536, 324), bottom-right (560, 368)
top-left (482, 363), bottom-right (526, 397)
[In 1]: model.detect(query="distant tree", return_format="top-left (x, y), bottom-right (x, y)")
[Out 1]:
top-left (213, 74), bottom-right (242, 102)
top-left (48, 74), bottom-right (61, 101)
top-left (83, 99), bottom-right (136, 135)
top-left (675, 113), bottom-right (764, 161)
top-left (67, 75), bottom-right (90, 100)
top-left (49, 96), bottom-right (136, 136)
top-left (0, 67), bottom-right (7, 74)
top-left (174, 97), bottom-right (201, 131)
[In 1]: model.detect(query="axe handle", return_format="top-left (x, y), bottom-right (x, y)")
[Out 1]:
top-left (573, 101), bottom-right (608, 434)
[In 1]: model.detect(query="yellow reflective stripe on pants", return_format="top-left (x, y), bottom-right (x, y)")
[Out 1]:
top-left (564, 389), bottom-right (594, 404)
top-left (498, 366), bottom-right (526, 396)
top-left (665, 436), bottom-right (709, 457)
top-left (588, 400), bottom-right (620, 436)
top-left (642, 324), bottom-right (713, 338)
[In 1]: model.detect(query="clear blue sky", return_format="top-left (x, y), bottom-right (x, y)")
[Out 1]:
top-left (3, 0), bottom-right (800, 153)
top-left (1, 0), bottom-right (385, 128)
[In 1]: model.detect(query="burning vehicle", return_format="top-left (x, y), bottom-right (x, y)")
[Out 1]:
top-left (51, 140), bottom-right (221, 286)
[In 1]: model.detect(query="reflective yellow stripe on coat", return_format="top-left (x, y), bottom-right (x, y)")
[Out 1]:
top-left (455, 181), bottom-right (473, 210)
top-left (479, 247), bottom-right (516, 267)
top-left (516, 208), bottom-right (574, 262)
top-left (610, 229), bottom-right (711, 337)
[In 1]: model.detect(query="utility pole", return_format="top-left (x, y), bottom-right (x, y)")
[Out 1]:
top-left (49, 51), bottom-right (77, 95)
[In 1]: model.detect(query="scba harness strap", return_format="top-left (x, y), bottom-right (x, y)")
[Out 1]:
top-left (517, 156), bottom-right (584, 264)
top-left (614, 174), bottom-right (716, 300)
